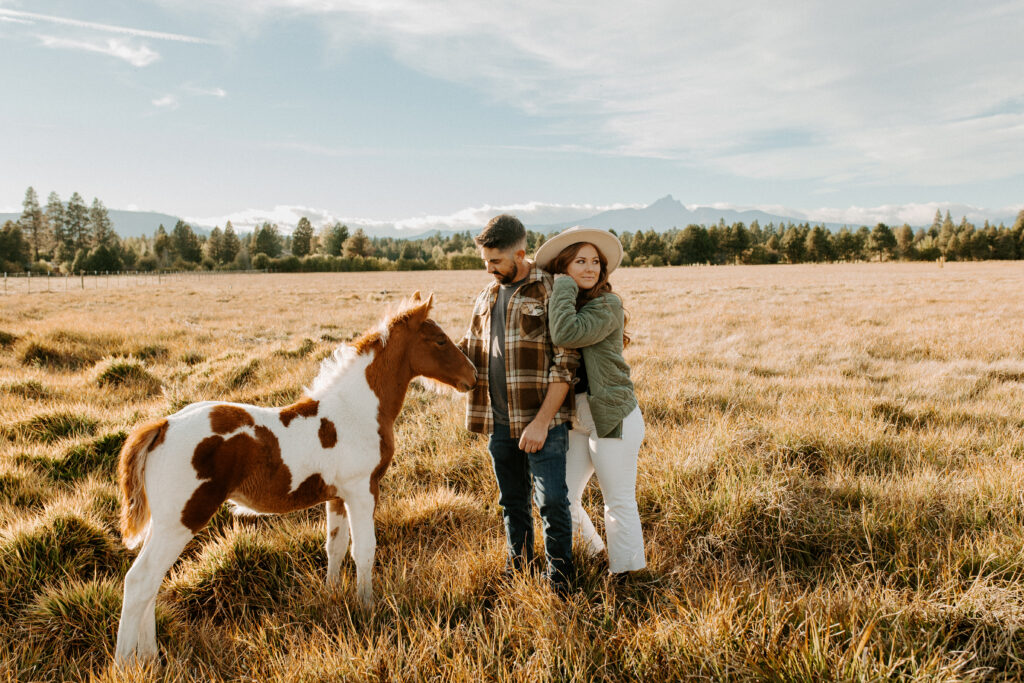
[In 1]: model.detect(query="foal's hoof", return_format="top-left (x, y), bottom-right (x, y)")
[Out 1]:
top-left (113, 650), bottom-right (159, 669)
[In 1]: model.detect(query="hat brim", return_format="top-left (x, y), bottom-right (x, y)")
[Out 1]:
top-left (533, 226), bottom-right (623, 274)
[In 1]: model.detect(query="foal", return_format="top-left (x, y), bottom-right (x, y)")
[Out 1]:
top-left (114, 293), bottom-right (475, 663)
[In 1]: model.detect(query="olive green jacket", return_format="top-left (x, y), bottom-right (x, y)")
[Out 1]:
top-left (548, 276), bottom-right (637, 438)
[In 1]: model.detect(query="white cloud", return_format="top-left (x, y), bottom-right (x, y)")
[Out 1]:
top-left (38, 35), bottom-right (160, 67)
top-left (186, 86), bottom-right (227, 98)
top-left (184, 0), bottom-right (1024, 190)
top-left (180, 197), bottom-right (1022, 235)
top-left (152, 94), bottom-right (179, 108)
top-left (797, 202), bottom-right (1024, 228)
top-left (186, 200), bottom-right (634, 233)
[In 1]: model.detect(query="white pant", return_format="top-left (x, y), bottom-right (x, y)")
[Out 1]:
top-left (566, 394), bottom-right (646, 574)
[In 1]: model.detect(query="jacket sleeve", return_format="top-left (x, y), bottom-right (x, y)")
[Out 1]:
top-left (548, 276), bottom-right (620, 349)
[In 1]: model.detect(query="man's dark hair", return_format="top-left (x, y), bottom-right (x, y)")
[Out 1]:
top-left (475, 214), bottom-right (526, 251)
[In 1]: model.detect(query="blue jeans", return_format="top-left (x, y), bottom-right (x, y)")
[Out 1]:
top-left (488, 421), bottom-right (574, 586)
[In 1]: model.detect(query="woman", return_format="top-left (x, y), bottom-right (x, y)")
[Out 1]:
top-left (534, 226), bottom-right (646, 576)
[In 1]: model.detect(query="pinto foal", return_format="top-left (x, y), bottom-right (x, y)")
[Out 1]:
top-left (114, 293), bottom-right (475, 663)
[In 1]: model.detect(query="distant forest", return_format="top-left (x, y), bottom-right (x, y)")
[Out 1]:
top-left (2, 186), bottom-right (1023, 274)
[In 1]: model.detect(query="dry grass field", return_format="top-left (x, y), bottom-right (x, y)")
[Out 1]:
top-left (1, 262), bottom-right (1023, 681)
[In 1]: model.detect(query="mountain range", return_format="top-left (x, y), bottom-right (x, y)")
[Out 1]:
top-left (2, 196), bottom-right (1019, 240)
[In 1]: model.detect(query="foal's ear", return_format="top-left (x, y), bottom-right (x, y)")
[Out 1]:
top-left (411, 292), bottom-right (434, 323)
top-left (411, 291), bottom-right (421, 301)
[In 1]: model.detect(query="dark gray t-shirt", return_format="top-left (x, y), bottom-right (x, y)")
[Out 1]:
top-left (489, 276), bottom-right (527, 425)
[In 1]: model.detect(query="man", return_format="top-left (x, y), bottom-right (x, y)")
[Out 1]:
top-left (459, 214), bottom-right (578, 592)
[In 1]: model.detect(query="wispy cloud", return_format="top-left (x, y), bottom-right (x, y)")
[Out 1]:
top-left (0, 8), bottom-right (213, 43)
top-left (152, 94), bottom-right (179, 108)
top-left (186, 86), bottom-right (227, 98)
top-left (38, 35), bottom-right (160, 67)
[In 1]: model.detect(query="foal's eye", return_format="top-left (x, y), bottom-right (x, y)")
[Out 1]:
top-left (435, 339), bottom-right (446, 347)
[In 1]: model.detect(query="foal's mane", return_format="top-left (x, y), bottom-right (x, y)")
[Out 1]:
top-left (307, 295), bottom-right (430, 397)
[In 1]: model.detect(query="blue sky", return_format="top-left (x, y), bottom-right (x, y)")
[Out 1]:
top-left (2, 0), bottom-right (1023, 231)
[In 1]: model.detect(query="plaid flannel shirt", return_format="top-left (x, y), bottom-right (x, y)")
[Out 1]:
top-left (459, 263), bottom-right (579, 438)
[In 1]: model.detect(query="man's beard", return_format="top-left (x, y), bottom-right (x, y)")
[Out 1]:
top-left (494, 267), bottom-right (517, 285)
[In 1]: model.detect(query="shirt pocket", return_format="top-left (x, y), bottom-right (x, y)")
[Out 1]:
top-left (518, 298), bottom-right (547, 341)
top-left (470, 296), bottom-right (490, 336)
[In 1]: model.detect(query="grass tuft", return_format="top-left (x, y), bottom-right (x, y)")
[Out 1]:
top-left (166, 530), bottom-right (301, 621)
top-left (1, 379), bottom-right (50, 399)
top-left (0, 510), bottom-right (125, 617)
top-left (180, 351), bottom-right (205, 365)
top-left (95, 358), bottom-right (162, 394)
top-left (19, 341), bottom-right (95, 370)
top-left (4, 411), bottom-right (99, 443)
top-left (0, 467), bottom-right (52, 509)
top-left (0, 330), bottom-right (17, 347)
top-left (129, 344), bottom-right (169, 361)
top-left (275, 337), bottom-right (317, 358)
top-left (17, 431), bottom-right (127, 483)
top-left (224, 358), bottom-right (261, 389)
top-left (18, 577), bottom-right (177, 679)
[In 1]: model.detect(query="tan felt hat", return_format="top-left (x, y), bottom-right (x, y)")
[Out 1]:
top-left (533, 225), bottom-right (624, 274)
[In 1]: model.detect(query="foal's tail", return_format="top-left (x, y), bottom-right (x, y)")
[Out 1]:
top-left (118, 418), bottom-right (169, 549)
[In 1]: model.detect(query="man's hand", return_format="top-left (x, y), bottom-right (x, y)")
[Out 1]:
top-left (519, 380), bottom-right (569, 453)
top-left (518, 418), bottom-right (549, 453)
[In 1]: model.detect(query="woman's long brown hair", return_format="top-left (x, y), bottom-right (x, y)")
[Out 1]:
top-left (548, 241), bottom-right (630, 347)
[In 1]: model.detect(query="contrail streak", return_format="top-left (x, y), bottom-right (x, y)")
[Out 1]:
top-left (0, 8), bottom-right (215, 44)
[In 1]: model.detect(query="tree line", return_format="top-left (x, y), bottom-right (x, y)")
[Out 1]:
top-left (3, 186), bottom-right (1023, 274)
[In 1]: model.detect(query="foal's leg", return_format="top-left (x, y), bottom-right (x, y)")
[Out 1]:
top-left (344, 485), bottom-right (377, 608)
top-left (116, 523), bottom-right (193, 662)
top-left (325, 498), bottom-right (350, 583)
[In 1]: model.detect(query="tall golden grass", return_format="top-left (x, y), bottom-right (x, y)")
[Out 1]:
top-left (1, 262), bottom-right (1023, 681)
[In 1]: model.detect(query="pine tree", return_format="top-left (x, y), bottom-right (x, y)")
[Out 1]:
top-left (671, 225), bottom-right (714, 265)
top-left (153, 225), bottom-right (172, 265)
top-left (89, 198), bottom-right (117, 249)
top-left (929, 209), bottom-right (943, 238)
top-left (895, 224), bottom-right (916, 260)
top-left (722, 223), bottom-right (751, 263)
top-left (781, 226), bottom-right (806, 263)
top-left (45, 191), bottom-right (67, 261)
top-left (65, 192), bottom-right (90, 252)
top-left (19, 186), bottom-right (44, 262)
top-left (171, 221), bottom-right (202, 263)
top-left (221, 222), bottom-right (240, 264)
top-left (253, 222), bottom-right (283, 258)
top-left (292, 217), bottom-right (314, 257)
top-left (804, 225), bottom-right (832, 262)
top-left (1, 220), bottom-right (30, 269)
top-left (322, 222), bottom-right (349, 256)
top-left (868, 223), bottom-right (897, 261)
top-left (205, 226), bottom-right (224, 264)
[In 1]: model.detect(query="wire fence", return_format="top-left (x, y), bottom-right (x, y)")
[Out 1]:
top-left (1, 269), bottom-right (269, 295)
